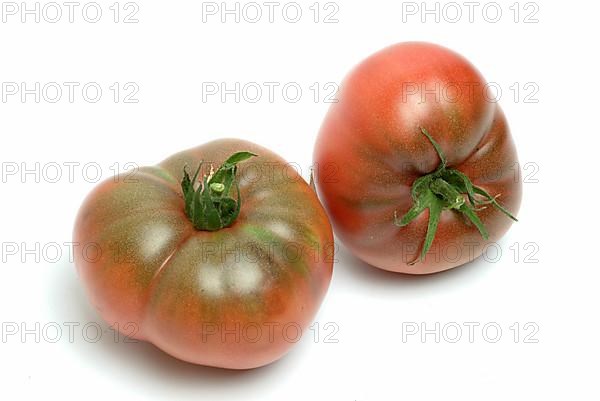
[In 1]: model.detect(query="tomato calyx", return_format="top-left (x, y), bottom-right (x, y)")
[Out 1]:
top-left (394, 128), bottom-right (517, 265)
top-left (181, 151), bottom-right (257, 231)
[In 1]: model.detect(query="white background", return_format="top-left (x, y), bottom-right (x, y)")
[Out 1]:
top-left (1, 0), bottom-right (598, 399)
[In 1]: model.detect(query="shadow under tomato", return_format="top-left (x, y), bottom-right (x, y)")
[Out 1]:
top-left (50, 259), bottom-right (304, 397)
top-left (332, 237), bottom-right (493, 295)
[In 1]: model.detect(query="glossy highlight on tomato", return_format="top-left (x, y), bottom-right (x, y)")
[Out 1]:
top-left (74, 139), bottom-right (334, 369)
top-left (313, 42), bottom-right (522, 274)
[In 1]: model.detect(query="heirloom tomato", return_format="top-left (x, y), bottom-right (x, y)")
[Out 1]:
top-left (314, 42), bottom-right (521, 274)
top-left (74, 139), bottom-right (334, 369)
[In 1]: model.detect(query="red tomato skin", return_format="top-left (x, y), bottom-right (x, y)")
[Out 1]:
top-left (314, 42), bottom-right (522, 274)
top-left (74, 139), bottom-right (333, 369)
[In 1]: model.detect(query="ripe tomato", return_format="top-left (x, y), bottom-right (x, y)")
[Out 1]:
top-left (74, 139), bottom-right (334, 369)
top-left (313, 42), bottom-right (522, 274)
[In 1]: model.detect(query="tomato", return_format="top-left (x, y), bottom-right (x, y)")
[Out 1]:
top-left (73, 139), bottom-right (334, 369)
top-left (313, 42), bottom-right (522, 274)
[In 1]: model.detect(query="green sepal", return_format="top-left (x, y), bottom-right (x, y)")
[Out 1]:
top-left (394, 128), bottom-right (518, 265)
top-left (181, 151), bottom-right (256, 231)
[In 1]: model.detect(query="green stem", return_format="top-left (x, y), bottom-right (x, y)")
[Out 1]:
top-left (430, 178), bottom-right (465, 209)
top-left (181, 151), bottom-right (256, 231)
top-left (394, 128), bottom-right (517, 265)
